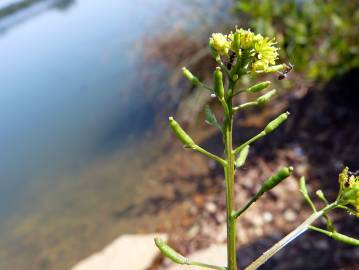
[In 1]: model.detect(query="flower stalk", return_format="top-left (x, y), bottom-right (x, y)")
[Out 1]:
top-left (155, 27), bottom-right (358, 270)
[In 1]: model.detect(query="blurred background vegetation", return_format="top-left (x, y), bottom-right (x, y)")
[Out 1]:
top-left (234, 0), bottom-right (359, 83)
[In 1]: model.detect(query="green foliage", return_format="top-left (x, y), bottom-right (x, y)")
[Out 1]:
top-left (234, 0), bottom-right (359, 81)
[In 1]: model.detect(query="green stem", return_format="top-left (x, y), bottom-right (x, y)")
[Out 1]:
top-left (192, 145), bottom-right (226, 167)
top-left (233, 195), bottom-right (259, 220)
top-left (234, 131), bottom-right (266, 156)
top-left (191, 260), bottom-right (227, 270)
top-left (224, 108), bottom-right (237, 270)
top-left (233, 101), bottom-right (258, 112)
top-left (245, 203), bottom-right (337, 270)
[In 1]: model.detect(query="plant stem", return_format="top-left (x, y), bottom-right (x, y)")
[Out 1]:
top-left (190, 260), bottom-right (227, 270)
top-left (234, 131), bottom-right (266, 155)
top-left (193, 145), bottom-right (226, 167)
top-left (224, 99), bottom-right (237, 270)
top-left (245, 203), bottom-right (337, 270)
top-left (233, 194), bottom-right (260, 220)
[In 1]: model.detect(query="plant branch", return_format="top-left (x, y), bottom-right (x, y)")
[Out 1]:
top-left (234, 131), bottom-right (266, 155)
top-left (192, 145), bottom-right (226, 167)
top-left (190, 260), bottom-right (227, 270)
top-left (245, 203), bottom-right (337, 270)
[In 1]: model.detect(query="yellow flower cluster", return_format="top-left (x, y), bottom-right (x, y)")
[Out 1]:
top-left (208, 28), bottom-right (280, 73)
top-left (339, 167), bottom-right (359, 212)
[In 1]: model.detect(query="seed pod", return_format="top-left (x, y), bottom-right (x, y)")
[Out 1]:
top-left (331, 232), bottom-right (359, 246)
top-left (232, 31), bottom-right (241, 52)
top-left (265, 64), bottom-right (285, 73)
top-left (264, 112), bottom-right (290, 134)
top-left (154, 238), bottom-right (188, 264)
top-left (260, 167), bottom-right (293, 193)
top-left (235, 145), bottom-right (250, 168)
top-left (213, 67), bottom-right (224, 99)
top-left (169, 117), bottom-right (195, 148)
top-left (182, 67), bottom-right (200, 86)
top-left (256, 90), bottom-right (277, 105)
top-left (246, 81), bottom-right (271, 93)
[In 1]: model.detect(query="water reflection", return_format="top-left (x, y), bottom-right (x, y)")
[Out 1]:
top-left (0, 0), bottom-right (232, 269)
top-left (0, 0), bottom-right (77, 33)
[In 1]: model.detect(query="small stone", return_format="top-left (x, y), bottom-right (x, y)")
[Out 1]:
top-left (315, 239), bottom-right (329, 250)
top-left (284, 209), bottom-right (297, 222)
top-left (263, 211), bottom-right (273, 223)
top-left (205, 202), bottom-right (217, 213)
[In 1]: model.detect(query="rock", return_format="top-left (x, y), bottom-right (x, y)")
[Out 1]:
top-left (205, 202), bottom-right (217, 213)
top-left (166, 244), bottom-right (227, 270)
top-left (72, 234), bottom-right (167, 270)
top-left (263, 211), bottom-right (273, 223)
top-left (283, 209), bottom-right (297, 222)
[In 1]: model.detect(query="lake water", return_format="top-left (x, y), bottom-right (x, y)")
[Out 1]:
top-left (0, 0), bottom-right (232, 269)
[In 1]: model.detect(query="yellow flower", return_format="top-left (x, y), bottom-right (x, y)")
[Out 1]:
top-left (209, 33), bottom-right (230, 56)
top-left (254, 37), bottom-right (279, 65)
top-left (339, 167), bottom-right (359, 213)
top-left (238, 28), bottom-right (255, 49)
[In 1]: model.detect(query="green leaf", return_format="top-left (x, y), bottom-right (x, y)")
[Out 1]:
top-left (204, 105), bottom-right (221, 130)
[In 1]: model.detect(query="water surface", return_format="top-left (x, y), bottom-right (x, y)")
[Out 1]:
top-left (0, 0), bottom-right (232, 268)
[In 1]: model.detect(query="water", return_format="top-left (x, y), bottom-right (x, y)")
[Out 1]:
top-left (0, 0), bottom-right (232, 268)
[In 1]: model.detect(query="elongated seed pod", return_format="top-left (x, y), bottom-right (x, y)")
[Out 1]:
top-left (256, 90), bottom-right (277, 105)
top-left (265, 64), bottom-right (285, 73)
top-left (213, 67), bottom-right (224, 99)
top-left (235, 145), bottom-right (250, 168)
top-left (331, 232), bottom-right (359, 246)
top-left (182, 67), bottom-right (200, 86)
top-left (169, 117), bottom-right (195, 148)
top-left (246, 81), bottom-right (271, 93)
top-left (260, 167), bottom-right (293, 193)
top-left (264, 112), bottom-right (290, 134)
top-left (154, 238), bottom-right (189, 264)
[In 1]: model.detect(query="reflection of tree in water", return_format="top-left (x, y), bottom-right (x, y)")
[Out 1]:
top-left (53, 0), bottom-right (76, 11)
top-left (0, 0), bottom-right (76, 20)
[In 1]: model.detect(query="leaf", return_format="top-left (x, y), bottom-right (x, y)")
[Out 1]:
top-left (204, 105), bottom-right (221, 130)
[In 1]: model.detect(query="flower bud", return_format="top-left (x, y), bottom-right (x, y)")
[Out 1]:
top-left (209, 33), bottom-right (229, 56)
top-left (169, 117), bottom-right (195, 148)
top-left (246, 81), bottom-right (271, 93)
top-left (154, 238), bottom-right (188, 264)
top-left (264, 112), bottom-right (290, 134)
top-left (256, 90), bottom-right (277, 105)
top-left (231, 31), bottom-right (241, 52)
top-left (182, 67), bottom-right (200, 86)
top-left (213, 67), bottom-right (225, 99)
top-left (260, 167), bottom-right (293, 194)
top-left (235, 145), bottom-right (249, 168)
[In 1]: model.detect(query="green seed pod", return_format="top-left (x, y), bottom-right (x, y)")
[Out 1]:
top-left (264, 112), bottom-right (290, 134)
top-left (154, 238), bottom-right (188, 264)
top-left (256, 90), bottom-right (277, 105)
top-left (265, 64), bottom-right (285, 73)
top-left (260, 167), bottom-right (293, 193)
top-left (213, 67), bottom-right (224, 99)
top-left (232, 31), bottom-right (241, 52)
top-left (235, 145), bottom-right (250, 168)
top-left (331, 232), bottom-right (359, 246)
top-left (246, 81), bottom-right (271, 93)
top-left (169, 117), bottom-right (195, 148)
top-left (182, 67), bottom-right (200, 86)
